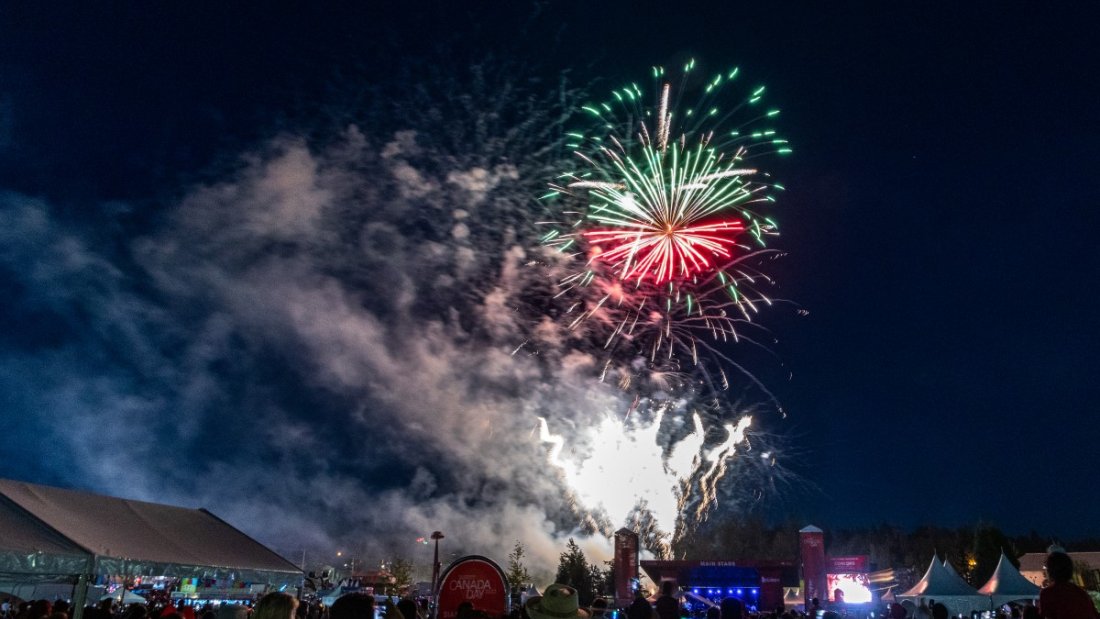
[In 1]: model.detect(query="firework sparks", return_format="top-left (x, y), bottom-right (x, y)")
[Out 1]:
top-left (542, 60), bottom-right (790, 364)
top-left (539, 411), bottom-right (753, 557)
top-left (530, 61), bottom-right (795, 554)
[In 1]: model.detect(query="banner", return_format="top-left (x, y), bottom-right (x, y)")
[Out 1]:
top-left (827, 556), bottom-right (868, 573)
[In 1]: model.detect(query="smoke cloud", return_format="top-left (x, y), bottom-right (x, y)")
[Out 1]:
top-left (0, 72), bottom-right (626, 577)
top-left (0, 67), bottom-right (791, 579)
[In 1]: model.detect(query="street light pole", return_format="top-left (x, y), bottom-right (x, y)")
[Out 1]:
top-left (430, 531), bottom-right (445, 614)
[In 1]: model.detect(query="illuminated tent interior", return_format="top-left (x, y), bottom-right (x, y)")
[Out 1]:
top-left (976, 552), bottom-right (1040, 606)
top-left (0, 479), bottom-right (301, 617)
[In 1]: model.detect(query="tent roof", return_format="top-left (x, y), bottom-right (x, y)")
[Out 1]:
top-left (900, 554), bottom-right (980, 598)
top-left (0, 493), bottom-right (91, 576)
top-left (977, 553), bottom-right (1040, 598)
top-left (0, 493), bottom-right (88, 559)
top-left (0, 479), bottom-right (301, 577)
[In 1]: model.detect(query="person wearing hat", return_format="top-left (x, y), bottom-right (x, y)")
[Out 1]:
top-left (526, 585), bottom-right (591, 619)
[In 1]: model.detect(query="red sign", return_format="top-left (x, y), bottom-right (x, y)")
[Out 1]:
top-left (436, 556), bottom-right (509, 619)
top-left (827, 556), bottom-right (869, 573)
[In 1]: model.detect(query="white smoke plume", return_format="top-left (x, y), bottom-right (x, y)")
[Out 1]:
top-left (0, 65), bottom-right (791, 577)
top-left (0, 68), bottom-right (621, 577)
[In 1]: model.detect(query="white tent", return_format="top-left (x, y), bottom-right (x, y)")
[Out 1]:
top-left (977, 552), bottom-right (1040, 607)
top-left (0, 479), bottom-right (302, 619)
top-left (942, 559), bottom-right (966, 582)
top-left (102, 590), bottom-right (147, 605)
top-left (898, 554), bottom-right (986, 616)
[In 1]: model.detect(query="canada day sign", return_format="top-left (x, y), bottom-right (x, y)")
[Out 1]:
top-left (436, 556), bottom-right (510, 619)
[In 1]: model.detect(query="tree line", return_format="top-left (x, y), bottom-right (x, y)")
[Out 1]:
top-left (678, 518), bottom-right (1099, 589)
top-left (372, 521), bottom-right (1098, 603)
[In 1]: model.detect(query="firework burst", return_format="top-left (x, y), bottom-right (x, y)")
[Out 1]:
top-left (531, 62), bottom-right (797, 555)
top-left (541, 60), bottom-right (791, 368)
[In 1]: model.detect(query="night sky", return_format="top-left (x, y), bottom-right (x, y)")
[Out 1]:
top-left (2, 1), bottom-right (1099, 563)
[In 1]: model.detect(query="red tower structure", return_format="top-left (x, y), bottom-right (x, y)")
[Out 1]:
top-left (614, 528), bottom-right (639, 608)
top-left (799, 525), bottom-right (826, 610)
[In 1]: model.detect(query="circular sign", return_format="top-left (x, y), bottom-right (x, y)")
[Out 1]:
top-left (436, 556), bottom-right (509, 619)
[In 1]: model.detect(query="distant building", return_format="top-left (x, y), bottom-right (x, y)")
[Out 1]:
top-left (1018, 552), bottom-right (1100, 590)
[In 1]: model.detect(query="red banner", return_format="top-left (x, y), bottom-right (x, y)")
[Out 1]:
top-left (436, 556), bottom-right (509, 619)
top-left (827, 556), bottom-right (868, 574)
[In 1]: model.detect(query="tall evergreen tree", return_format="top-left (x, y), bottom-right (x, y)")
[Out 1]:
top-left (507, 540), bottom-right (533, 597)
top-left (555, 538), bottom-right (596, 605)
top-left (389, 557), bottom-right (414, 595)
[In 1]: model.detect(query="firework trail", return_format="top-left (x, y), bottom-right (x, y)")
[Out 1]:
top-left (534, 61), bottom-right (794, 556)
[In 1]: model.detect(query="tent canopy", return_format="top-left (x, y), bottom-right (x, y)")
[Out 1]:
top-left (900, 554), bottom-right (980, 597)
top-left (977, 552), bottom-right (1040, 603)
top-left (0, 479), bottom-right (301, 585)
top-left (898, 555), bottom-right (986, 616)
top-left (0, 492), bottom-right (91, 578)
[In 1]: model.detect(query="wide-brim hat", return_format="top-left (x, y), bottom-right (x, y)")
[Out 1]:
top-left (526, 585), bottom-right (591, 619)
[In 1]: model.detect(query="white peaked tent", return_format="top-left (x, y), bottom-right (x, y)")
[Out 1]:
top-left (898, 554), bottom-right (986, 616)
top-left (977, 552), bottom-right (1040, 606)
top-left (942, 559), bottom-right (966, 582)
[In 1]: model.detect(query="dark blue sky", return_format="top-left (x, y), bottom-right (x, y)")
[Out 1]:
top-left (2, 1), bottom-right (1099, 552)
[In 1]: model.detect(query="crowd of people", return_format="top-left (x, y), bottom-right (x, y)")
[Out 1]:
top-left (1, 551), bottom-right (1095, 619)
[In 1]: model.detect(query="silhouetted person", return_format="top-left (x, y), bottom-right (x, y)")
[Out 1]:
top-left (627, 595), bottom-right (652, 619)
top-left (655, 582), bottom-right (678, 619)
top-left (1039, 551), bottom-right (1099, 619)
top-left (28, 601), bottom-right (51, 619)
top-left (330, 594), bottom-right (376, 619)
top-left (214, 605), bottom-right (244, 619)
top-left (456, 602), bottom-right (476, 619)
top-left (254, 594), bottom-right (299, 619)
top-left (720, 598), bottom-right (742, 619)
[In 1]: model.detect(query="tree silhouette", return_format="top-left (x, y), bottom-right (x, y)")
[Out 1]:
top-left (556, 538), bottom-right (596, 605)
top-left (507, 540), bottom-right (533, 598)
